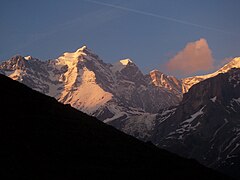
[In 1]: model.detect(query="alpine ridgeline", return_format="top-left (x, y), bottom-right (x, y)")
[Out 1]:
top-left (1, 46), bottom-right (240, 178)
top-left (154, 68), bottom-right (240, 179)
top-left (0, 46), bottom-right (182, 139)
top-left (1, 47), bottom-right (240, 141)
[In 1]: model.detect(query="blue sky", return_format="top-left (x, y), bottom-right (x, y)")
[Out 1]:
top-left (1, 0), bottom-right (240, 77)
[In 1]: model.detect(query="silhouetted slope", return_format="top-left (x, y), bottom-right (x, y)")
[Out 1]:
top-left (0, 75), bottom-right (231, 179)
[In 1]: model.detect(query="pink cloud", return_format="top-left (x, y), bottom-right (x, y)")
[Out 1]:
top-left (166, 38), bottom-right (214, 77)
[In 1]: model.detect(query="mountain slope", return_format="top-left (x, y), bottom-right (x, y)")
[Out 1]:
top-left (1, 47), bottom-right (240, 147)
top-left (0, 74), bottom-right (230, 179)
top-left (153, 68), bottom-right (240, 179)
top-left (182, 57), bottom-right (240, 92)
top-left (0, 47), bottom-right (181, 139)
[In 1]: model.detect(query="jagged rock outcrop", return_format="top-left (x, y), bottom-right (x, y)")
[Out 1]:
top-left (153, 68), bottom-right (240, 179)
top-left (0, 46), bottom-right (181, 139)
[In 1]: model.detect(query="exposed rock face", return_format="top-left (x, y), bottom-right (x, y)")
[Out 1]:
top-left (153, 68), bottom-right (240, 179)
top-left (148, 69), bottom-right (183, 98)
top-left (1, 47), bottom-right (240, 142)
top-left (1, 46), bottom-right (240, 178)
top-left (0, 47), bottom-right (181, 139)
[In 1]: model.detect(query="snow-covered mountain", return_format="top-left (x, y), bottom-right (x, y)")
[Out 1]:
top-left (147, 69), bottom-right (183, 98)
top-left (152, 68), bottom-right (240, 179)
top-left (1, 47), bottom-right (240, 140)
top-left (1, 46), bottom-right (240, 178)
top-left (182, 57), bottom-right (240, 92)
top-left (0, 46), bottom-right (182, 138)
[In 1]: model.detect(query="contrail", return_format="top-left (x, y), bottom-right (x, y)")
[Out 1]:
top-left (84, 0), bottom-right (237, 36)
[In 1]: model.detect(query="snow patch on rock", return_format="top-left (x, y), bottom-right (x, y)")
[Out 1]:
top-left (111, 58), bottom-right (133, 73)
top-left (210, 96), bottom-right (217, 103)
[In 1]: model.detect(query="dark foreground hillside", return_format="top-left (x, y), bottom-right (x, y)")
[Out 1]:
top-left (0, 75), bottom-right (231, 179)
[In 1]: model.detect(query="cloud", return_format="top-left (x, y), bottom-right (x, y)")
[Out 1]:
top-left (166, 38), bottom-right (214, 77)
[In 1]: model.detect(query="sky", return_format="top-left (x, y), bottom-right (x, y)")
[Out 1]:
top-left (1, 0), bottom-right (240, 77)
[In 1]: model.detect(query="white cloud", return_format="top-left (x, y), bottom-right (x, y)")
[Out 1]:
top-left (166, 38), bottom-right (214, 77)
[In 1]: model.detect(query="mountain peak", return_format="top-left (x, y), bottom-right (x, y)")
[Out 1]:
top-left (148, 69), bottom-right (183, 96)
top-left (232, 56), bottom-right (240, 62)
top-left (150, 69), bottom-right (163, 75)
top-left (60, 45), bottom-right (100, 62)
top-left (216, 57), bottom-right (240, 75)
top-left (60, 46), bottom-right (91, 62)
top-left (119, 58), bottom-right (133, 65)
top-left (76, 45), bottom-right (87, 52)
top-left (224, 57), bottom-right (240, 68)
top-left (8, 55), bottom-right (27, 63)
top-left (111, 58), bottom-right (134, 73)
top-left (24, 56), bottom-right (34, 60)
